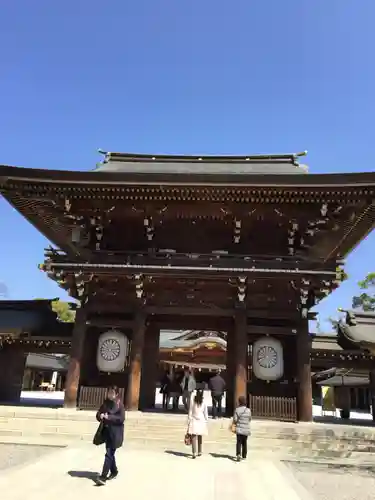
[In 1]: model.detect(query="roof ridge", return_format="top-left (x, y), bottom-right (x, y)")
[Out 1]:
top-left (99, 150), bottom-right (307, 166)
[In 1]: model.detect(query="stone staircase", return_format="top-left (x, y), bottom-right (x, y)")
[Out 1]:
top-left (1, 406), bottom-right (375, 465)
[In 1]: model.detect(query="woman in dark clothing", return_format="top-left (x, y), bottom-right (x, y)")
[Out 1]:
top-left (96, 386), bottom-right (125, 485)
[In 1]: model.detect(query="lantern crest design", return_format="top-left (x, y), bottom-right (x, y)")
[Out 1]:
top-left (253, 337), bottom-right (284, 381)
top-left (97, 330), bottom-right (128, 372)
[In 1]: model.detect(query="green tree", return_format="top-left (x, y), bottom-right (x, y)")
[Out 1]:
top-left (352, 273), bottom-right (375, 311)
top-left (34, 298), bottom-right (76, 322)
top-left (51, 300), bottom-right (76, 322)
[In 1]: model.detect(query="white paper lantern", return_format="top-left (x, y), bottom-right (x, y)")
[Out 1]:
top-left (252, 336), bottom-right (284, 381)
top-left (97, 330), bottom-right (128, 373)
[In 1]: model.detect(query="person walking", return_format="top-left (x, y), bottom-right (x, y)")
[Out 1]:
top-left (160, 370), bottom-right (172, 411)
top-left (232, 396), bottom-right (251, 462)
top-left (181, 368), bottom-right (196, 412)
top-left (95, 386), bottom-right (125, 485)
top-left (208, 370), bottom-right (226, 419)
top-left (169, 373), bottom-right (182, 411)
top-left (187, 389), bottom-right (208, 459)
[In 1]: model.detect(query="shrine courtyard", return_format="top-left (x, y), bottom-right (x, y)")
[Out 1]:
top-left (1, 443), bottom-right (375, 500)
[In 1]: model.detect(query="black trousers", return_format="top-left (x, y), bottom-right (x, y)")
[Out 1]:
top-left (236, 434), bottom-right (248, 459)
top-left (101, 446), bottom-right (118, 478)
top-left (211, 393), bottom-right (223, 418)
top-left (162, 392), bottom-right (169, 409)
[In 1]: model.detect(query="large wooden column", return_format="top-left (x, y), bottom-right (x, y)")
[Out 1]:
top-left (225, 327), bottom-right (235, 416)
top-left (140, 323), bottom-right (160, 410)
top-left (0, 345), bottom-right (27, 404)
top-left (64, 306), bottom-right (87, 408)
top-left (126, 312), bottom-right (146, 411)
top-left (369, 370), bottom-right (375, 422)
top-left (296, 322), bottom-right (313, 422)
top-left (234, 310), bottom-right (248, 408)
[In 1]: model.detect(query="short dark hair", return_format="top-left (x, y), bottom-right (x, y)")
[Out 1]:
top-left (238, 396), bottom-right (247, 406)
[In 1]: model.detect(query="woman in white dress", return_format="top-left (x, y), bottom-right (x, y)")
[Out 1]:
top-left (187, 389), bottom-right (208, 458)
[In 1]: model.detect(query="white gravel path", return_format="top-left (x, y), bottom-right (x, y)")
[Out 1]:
top-left (287, 461), bottom-right (375, 500)
top-left (0, 444), bottom-right (57, 471)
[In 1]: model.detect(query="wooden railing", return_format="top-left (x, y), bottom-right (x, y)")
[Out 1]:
top-left (249, 395), bottom-right (297, 422)
top-left (78, 386), bottom-right (125, 410)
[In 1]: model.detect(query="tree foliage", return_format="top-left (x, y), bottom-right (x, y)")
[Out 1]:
top-left (34, 298), bottom-right (76, 322)
top-left (51, 300), bottom-right (76, 322)
top-left (352, 273), bottom-right (375, 311)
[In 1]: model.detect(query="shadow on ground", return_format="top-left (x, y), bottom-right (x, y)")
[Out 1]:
top-left (164, 450), bottom-right (191, 458)
top-left (68, 470), bottom-right (98, 482)
top-left (210, 452), bottom-right (236, 461)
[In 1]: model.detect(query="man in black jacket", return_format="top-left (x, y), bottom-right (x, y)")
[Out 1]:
top-left (208, 370), bottom-right (226, 419)
top-left (95, 386), bottom-right (125, 485)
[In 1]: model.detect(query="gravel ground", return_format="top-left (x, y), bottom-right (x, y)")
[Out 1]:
top-left (286, 461), bottom-right (375, 500)
top-left (0, 444), bottom-right (58, 471)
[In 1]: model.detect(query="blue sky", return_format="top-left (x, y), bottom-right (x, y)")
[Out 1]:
top-left (0, 1), bottom-right (374, 332)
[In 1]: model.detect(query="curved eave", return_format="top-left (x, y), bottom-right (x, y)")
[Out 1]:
top-left (337, 323), bottom-right (375, 350)
top-left (1, 164), bottom-right (375, 187)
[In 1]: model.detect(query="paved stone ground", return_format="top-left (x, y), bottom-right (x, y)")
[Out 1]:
top-left (0, 444), bottom-right (56, 471)
top-left (0, 444), bottom-right (313, 500)
top-left (287, 461), bottom-right (375, 500)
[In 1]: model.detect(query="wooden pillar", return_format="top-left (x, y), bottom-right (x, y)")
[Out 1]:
top-left (0, 345), bottom-right (27, 403)
top-left (335, 386), bottom-right (351, 419)
top-left (369, 370), bottom-right (375, 422)
top-left (140, 323), bottom-right (160, 410)
top-left (234, 310), bottom-right (248, 409)
top-left (225, 327), bottom-right (235, 416)
top-left (126, 312), bottom-right (146, 411)
top-left (296, 322), bottom-right (313, 422)
top-left (64, 306), bottom-right (87, 408)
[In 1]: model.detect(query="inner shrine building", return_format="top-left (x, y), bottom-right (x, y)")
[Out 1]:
top-left (0, 151), bottom-right (374, 421)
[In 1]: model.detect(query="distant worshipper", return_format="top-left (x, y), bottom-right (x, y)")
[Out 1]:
top-left (208, 370), bottom-right (226, 419)
top-left (180, 367), bottom-right (197, 412)
top-left (94, 386), bottom-right (125, 486)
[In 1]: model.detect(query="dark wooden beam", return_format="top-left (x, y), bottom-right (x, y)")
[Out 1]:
top-left (247, 325), bottom-right (297, 336)
top-left (86, 318), bottom-right (134, 330)
top-left (146, 306), bottom-right (234, 317)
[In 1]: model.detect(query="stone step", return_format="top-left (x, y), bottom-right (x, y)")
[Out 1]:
top-left (1, 407), bottom-right (375, 437)
top-left (1, 418), bottom-right (375, 448)
top-left (1, 431), bottom-right (375, 468)
top-left (1, 427), bottom-right (375, 458)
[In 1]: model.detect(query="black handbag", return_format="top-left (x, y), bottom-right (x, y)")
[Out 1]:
top-left (93, 421), bottom-right (105, 446)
